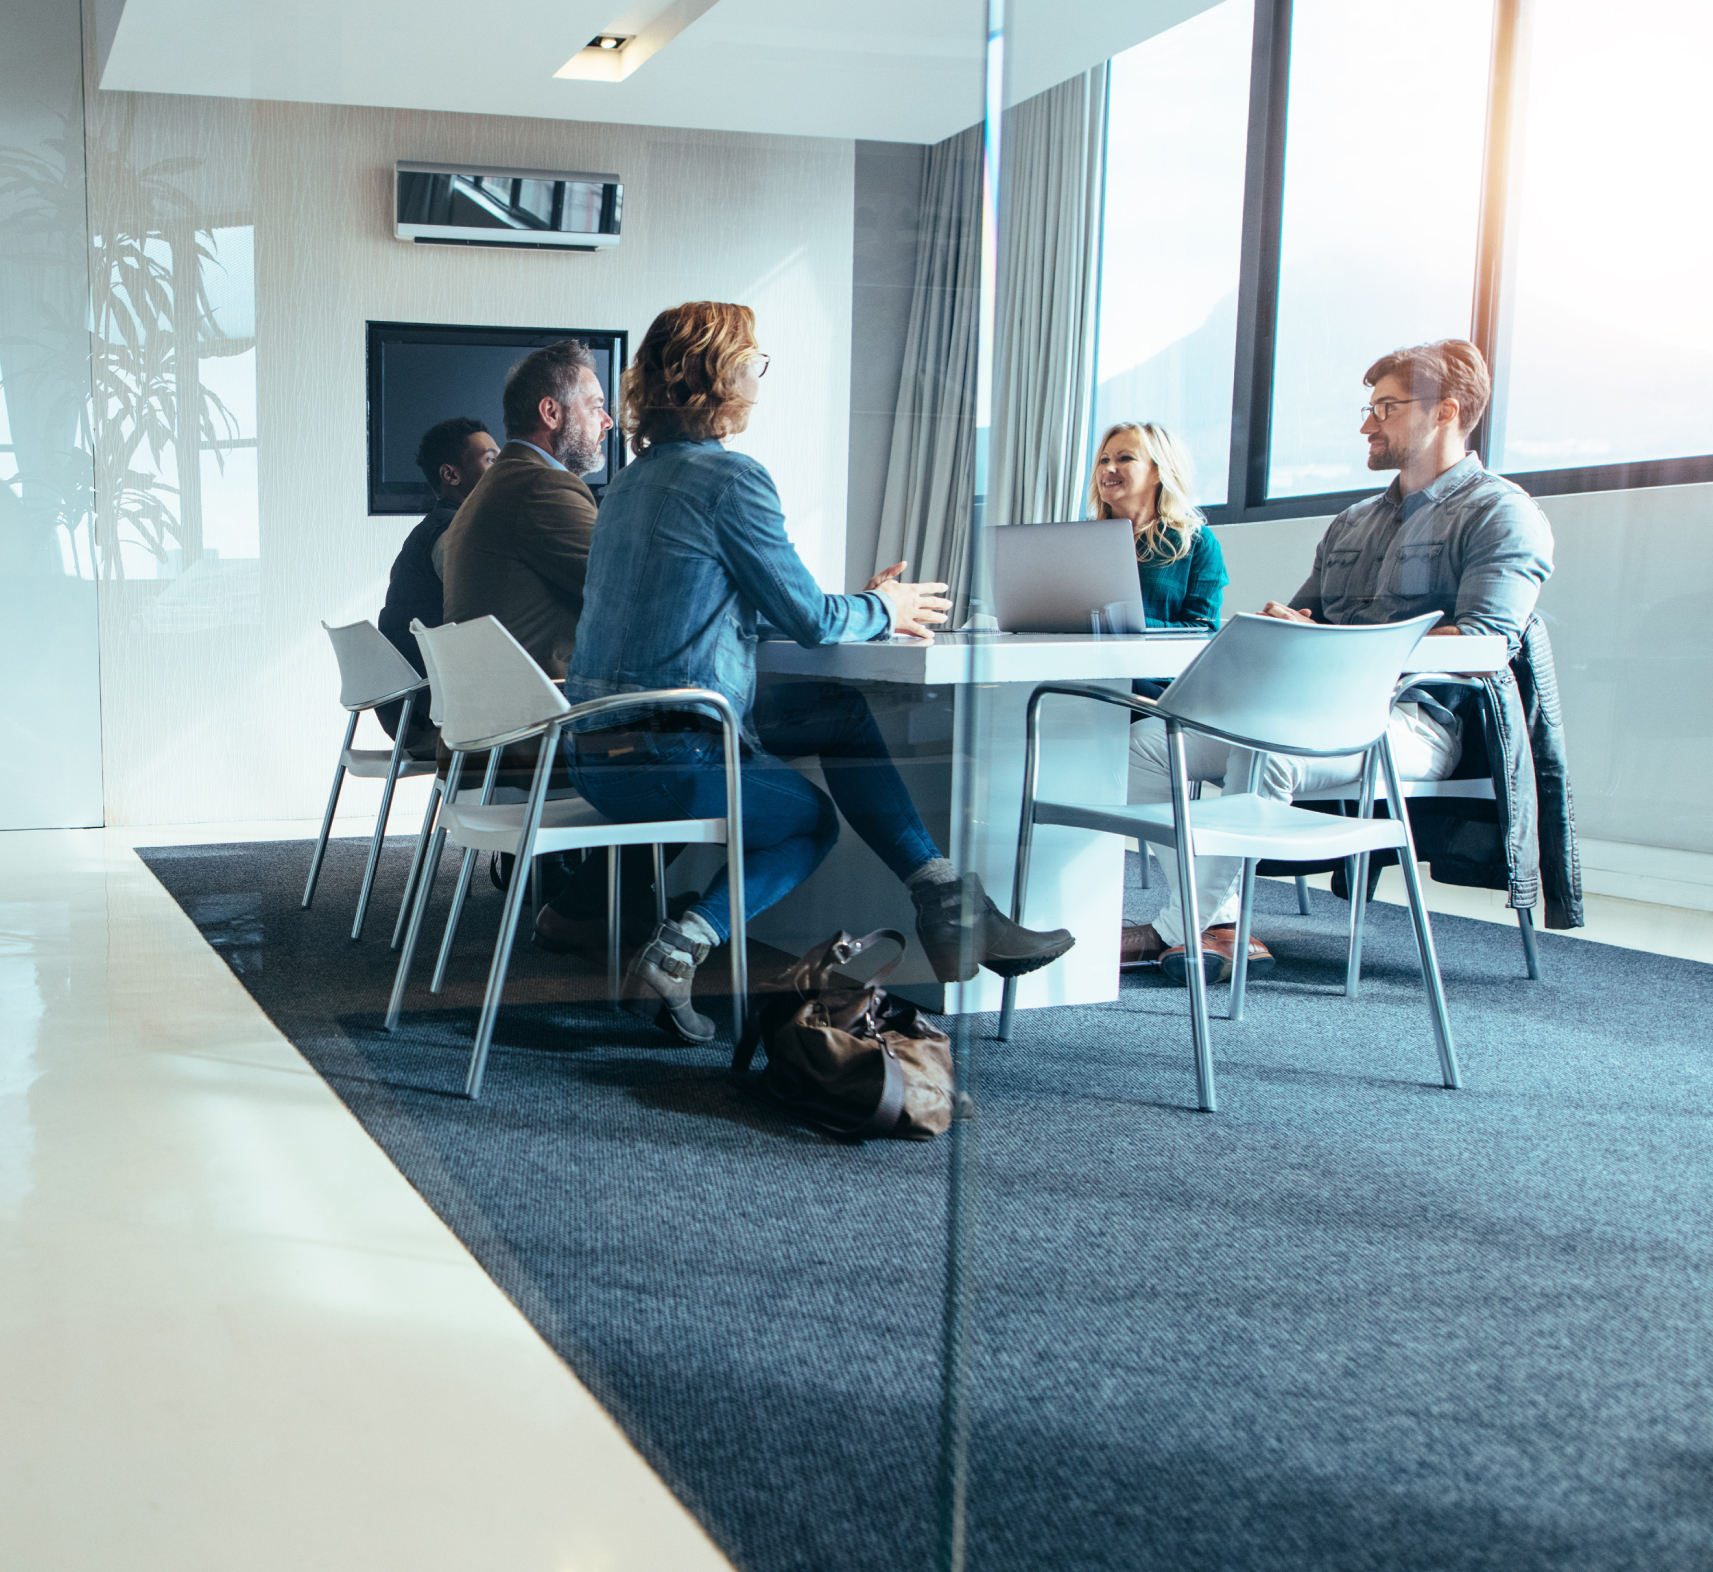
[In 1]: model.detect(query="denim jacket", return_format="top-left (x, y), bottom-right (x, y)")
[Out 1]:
top-left (565, 436), bottom-right (890, 742)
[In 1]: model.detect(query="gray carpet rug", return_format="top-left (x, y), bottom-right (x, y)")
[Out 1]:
top-left (139, 836), bottom-right (1713, 1571)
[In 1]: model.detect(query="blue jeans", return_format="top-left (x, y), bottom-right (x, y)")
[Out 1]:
top-left (568, 682), bottom-right (940, 942)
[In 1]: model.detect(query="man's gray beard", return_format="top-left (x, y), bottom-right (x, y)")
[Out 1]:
top-left (559, 432), bottom-right (602, 475)
top-left (548, 410), bottom-right (602, 475)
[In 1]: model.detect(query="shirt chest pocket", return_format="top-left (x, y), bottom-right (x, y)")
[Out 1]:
top-left (1393, 539), bottom-right (1450, 599)
top-left (1320, 547), bottom-right (1367, 604)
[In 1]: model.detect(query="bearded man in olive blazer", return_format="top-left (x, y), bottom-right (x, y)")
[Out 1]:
top-left (440, 338), bottom-right (614, 679)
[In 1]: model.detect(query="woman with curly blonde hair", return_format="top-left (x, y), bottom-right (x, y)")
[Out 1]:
top-left (1089, 421), bottom-right (1226, 632)
top-left (559, 301), bottom-right (1073, 1042)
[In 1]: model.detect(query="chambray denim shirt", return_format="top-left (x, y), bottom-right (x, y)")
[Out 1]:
top-left (1289, 455), bottom-right (1554, 653)
top-left (565, 435), bottom-right (890, 742)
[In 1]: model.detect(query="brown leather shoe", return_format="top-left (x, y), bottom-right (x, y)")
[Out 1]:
top-left (532, 900), bottom-right (605, 962)
top-left (1160, 924), bottom-right (1275, 986)
top-left (1120, 922), bottom-right (1167, 970)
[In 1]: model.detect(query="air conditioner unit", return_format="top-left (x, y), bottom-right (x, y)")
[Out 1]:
top-left (394, 161), bottom-right (622, 252)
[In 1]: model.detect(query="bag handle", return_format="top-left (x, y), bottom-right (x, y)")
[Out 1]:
top-left (729, 928), bottom-right (911, 1078)
top-left (817, 928), bottom-right (909, 989)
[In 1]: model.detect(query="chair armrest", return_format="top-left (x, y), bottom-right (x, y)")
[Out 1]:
top-left (1395, 672), bottom-right (1483, 694)
top-left (562, 687), bottom-right (741, 740)
top-left (1027, 681), bottom-right (1163, 720)
top-left (351, 674), bottom-right (429, 712)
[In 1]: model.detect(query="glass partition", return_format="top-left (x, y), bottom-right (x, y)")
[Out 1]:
top-left (962, 4), bottom-right (1713, 1570)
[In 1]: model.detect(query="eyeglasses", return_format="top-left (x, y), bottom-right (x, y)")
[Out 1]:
top-left (749, 352), bottom-right (771, 378)
top-left (1360, 396), bottom-right (1432, 423)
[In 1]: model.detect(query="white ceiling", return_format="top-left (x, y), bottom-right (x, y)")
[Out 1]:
top-left (96, 0), bottom-right (1220, 145)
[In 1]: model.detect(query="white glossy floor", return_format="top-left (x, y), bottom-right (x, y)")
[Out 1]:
top-left (3, 821), bottom-right (1708, 1570)
top-left (0, 822), bottom-right (733, 1572)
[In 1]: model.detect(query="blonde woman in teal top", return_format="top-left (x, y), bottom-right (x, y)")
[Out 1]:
top-left (1089, 421), bottom-right (1227, 631)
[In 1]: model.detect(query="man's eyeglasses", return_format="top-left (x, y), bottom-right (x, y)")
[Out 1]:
top-left (1361, 396), bottom-right (1433, 423)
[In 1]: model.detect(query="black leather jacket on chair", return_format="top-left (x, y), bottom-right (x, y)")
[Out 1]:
top-left (1410, 616), bottom-right (1584, 929)
top-left (1266, 617), bottom-right (1585, 930)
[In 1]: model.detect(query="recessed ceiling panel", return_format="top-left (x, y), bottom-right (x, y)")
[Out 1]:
top-left (97, 0), bottom-right (1220, 143)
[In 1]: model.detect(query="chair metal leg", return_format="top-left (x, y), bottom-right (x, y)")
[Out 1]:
top-left (386, 823), bottom-right (447, 1031)
top-left (606, 845), bottom-right (623, 1003)
top-left (1138, 848), bottom-right (1152, 889)
top-left (722, 728), bottom-right (748, 1043)
top-left (1517, 906), bottom-right (1541, 979)
top-left (1381, 739), bottom-right (1460, 1090)
top-left (352, 693), bottom-right (415, 942)
top-left (1168, 724), bottom-right (1216, 1112)
top-left (1347, 745), bottom-right (1379, 999)
top-left (467, 729), bottom-right (562, 1099)
top-left (530, 857), bottom-right (542, 923)
top-left (431, 750), bottom-right (502, 995)
top-left (652, 844), bottom-right (667, 926)
top-left (430, 847), bottom-right (481, 994)
top-left (391, 778), bottom-right (442, 951)
top-left (1295, 875), bottom-right (1311, 915)
top-left (1229, 859), bottom-right (1256, 1022)
top-left (1346, 852), bottom-right (1371, 998)
top-left (303, 711), bottom-right (359, 909)
top-left (998, 702), bottom-right (1048, 1045)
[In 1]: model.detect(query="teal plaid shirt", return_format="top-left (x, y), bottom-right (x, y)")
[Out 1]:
top-left (1137, 524), bottom-right (1227, 630)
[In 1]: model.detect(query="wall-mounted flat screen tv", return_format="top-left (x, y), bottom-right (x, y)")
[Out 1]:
top-left (366, 320), bottom-right (627, 516)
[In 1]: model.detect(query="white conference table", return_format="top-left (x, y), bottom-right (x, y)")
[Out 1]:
top-left (742, 631), bottom-right (1508, 1017)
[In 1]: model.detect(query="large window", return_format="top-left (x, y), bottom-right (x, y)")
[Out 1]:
top-left (1093, 0), bottom-right (1713, 521)
top-left (1491, 0), bottom-right (1713, 475)
top-left (1267, 0), bottom-right (1493, 499)
top-left (1093, 0), bottom-right (1253, 507)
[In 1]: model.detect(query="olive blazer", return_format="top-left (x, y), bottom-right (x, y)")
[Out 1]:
top-left (440, 441), bottom-right (599, 680)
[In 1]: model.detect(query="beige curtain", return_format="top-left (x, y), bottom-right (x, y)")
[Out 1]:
top-left (874, 70), bottom-right (1107, 613)
top-left (873, 124), bottom-right (984, 618)
top-left (988, 67), bottom-right (1108, 533)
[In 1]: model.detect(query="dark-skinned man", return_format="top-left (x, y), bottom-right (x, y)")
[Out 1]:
top-left (376, 416), bottom-right (499, 758)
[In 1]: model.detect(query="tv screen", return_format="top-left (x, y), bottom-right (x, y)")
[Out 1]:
top-left (365, 320), bottom-right (627, 516)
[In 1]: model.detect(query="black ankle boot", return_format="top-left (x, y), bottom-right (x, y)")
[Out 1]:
top-left (911, 872), bottom-right (1076, 984)
top-left (621, 920), bottom-right (717, 1044)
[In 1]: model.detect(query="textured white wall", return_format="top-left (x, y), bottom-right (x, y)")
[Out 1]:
top-left (82, 84), bottom-right (854, 826)
top-left (0, 0), bottom-right (104, 829)
top-left (1213, 479), bottom-right (1713, 860)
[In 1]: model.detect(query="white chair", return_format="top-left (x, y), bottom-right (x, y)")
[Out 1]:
top-left (384, 616), bottom-right (749, 1100)
top-left (997, 613), bottom-right (1461, 1113)
top-left (1292, 677), bottom-right (1541, 979)
top-left (303, 619), bottom-right (436, 941)
top-left (384, 620), bottom-right (588, 953)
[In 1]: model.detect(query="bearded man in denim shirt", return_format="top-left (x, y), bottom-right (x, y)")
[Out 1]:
top-left (1126, 338), bottom-right (1555, 983)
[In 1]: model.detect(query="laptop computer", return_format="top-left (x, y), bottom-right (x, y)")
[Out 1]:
top-left (991, 519), bottom-right (1149, 634)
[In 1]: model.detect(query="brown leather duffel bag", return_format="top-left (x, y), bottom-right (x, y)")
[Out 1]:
top-left (731, 930), bottom-right (954, 1140)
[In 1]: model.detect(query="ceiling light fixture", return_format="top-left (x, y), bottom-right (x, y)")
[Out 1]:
top-left (590, 34), bottom-right (627, 50)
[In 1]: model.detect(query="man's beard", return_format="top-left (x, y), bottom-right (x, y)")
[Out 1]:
top-left (1366, 436), bottom-right (1406, 471)
top-left (552, 422), bottom-right (603, 476)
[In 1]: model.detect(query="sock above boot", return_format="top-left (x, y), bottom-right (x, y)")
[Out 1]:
top-left (905, 857), bottom-right (958, 891)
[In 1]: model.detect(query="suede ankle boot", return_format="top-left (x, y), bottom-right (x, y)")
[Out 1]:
top-left (621, 920), bottom-right (716, 1044)
top-left (911, 872), bottom-right (1076, 985)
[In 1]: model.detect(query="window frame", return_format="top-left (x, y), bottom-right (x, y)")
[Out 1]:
top-left (1197, 0), bottom-right (1713, 527)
